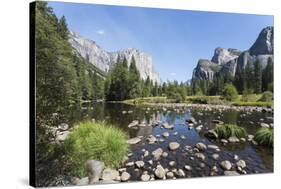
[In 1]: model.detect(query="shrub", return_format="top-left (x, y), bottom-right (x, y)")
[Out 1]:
top-left (64, 121), bottom-right (129, 177)
top-left (259, 91), bottom-right (273, 102)
top-left (254, 128), bottom-right (273, 147)
top-left (222, 84), bottom-right (238, 101)
top-left (167, 88), bottom-right (186, 103)
top-left (214, 124), bottom-right (247, 139)
top-left (241, 89), bottom-right (258, 102)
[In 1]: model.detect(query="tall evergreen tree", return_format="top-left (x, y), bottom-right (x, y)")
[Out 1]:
top-left (254, 60), bottom-right (262, 93)
top-left (262, 57), bottom-right (273, 91)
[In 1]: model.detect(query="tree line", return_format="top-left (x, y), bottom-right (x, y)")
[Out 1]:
top-left (191, 58), bottom-right (273, 96)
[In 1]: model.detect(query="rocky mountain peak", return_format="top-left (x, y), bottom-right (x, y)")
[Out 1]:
top-left (68, 32), bottom-right (160, 83)
top-left (249, 26), bottom-right (273, 55)
top-left (211, 47), bottom-right (240, 65)
top-left (192, 26), bottom-right (273, 82)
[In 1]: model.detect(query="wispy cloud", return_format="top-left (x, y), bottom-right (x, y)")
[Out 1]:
top-left (96, 29), bottom-right (105, 35)
top-left (170, 72), bottom-right (176, 76)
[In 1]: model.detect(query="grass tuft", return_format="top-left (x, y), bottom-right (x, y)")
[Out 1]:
top-left (63, 121), bottom-right (129, 177)
top-left (254, 128), bottom-right (273, 147)
top-left (214, 124), bottom-right (247, 139)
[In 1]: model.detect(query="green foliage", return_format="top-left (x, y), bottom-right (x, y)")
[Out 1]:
top-left (254, 60), bottom-right (262, 93)
top-left (166, 81), bottom-right (187, 103)
top-left (254, 128), bottom-right (273, 147)
top-left (241, 89), bottom-right (258, 102)
top-left (222, 84), bottom-right (238, 101)
top-left (64, 121), bottom-right (129, 177)
top-left (262, 57), bottom-right (273, 91)
top-left (259, 91), bottom-right (273, 102)
top-left (214, 124), bottom-right (247, 139)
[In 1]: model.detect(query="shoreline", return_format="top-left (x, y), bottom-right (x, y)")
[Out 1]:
top-left (120, 101), bottom-right (273, 113)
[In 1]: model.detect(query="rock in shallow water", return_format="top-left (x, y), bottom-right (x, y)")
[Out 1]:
top-left (220, 160), bottom-right (232, 170)
top-left (195, 142), bottom-right (207, 151)
top-left (169, 142), bottom-right (180, 150)
top-left (224, 171), bottom-right (240, 176)
top-left (135, 161), bottom-right (145, 168)
top-left (127, 137), bottom-right (141, 145)
top-left (152, 148), bottom-right (163, 160)
top-left (141, 173), bottom-right (150, 181)
top-left (154, 165), bottom-right (166, 179)
top-left (121, 172), bottom-right (131, 181)
top-left (162, 132), bottom-right (169, 138)
top-left (236, 160), bottom-right (246, 169)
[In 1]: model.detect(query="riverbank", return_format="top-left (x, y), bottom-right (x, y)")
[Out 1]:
top-left (122, 96), bottom-right (273, 112)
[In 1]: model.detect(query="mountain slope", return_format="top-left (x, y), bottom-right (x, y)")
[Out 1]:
top-left (69, 32), bottom-right (160, 83)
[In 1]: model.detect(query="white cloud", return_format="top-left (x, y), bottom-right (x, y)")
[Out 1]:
top-left (96, 30), bottom-right (105, 35)
top-left (170, 72), bottom-right (176, 76)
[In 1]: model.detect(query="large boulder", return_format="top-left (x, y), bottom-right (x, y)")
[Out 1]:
top-left (86, 160), bottom-right (105, 184)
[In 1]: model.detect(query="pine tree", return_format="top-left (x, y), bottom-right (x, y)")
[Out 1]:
top-left (262, 57), bottom-right (273, 91)
top-left (254, 60), bottom-right (262, 93)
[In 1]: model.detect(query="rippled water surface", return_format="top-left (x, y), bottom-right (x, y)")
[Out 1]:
top-left (83, 103), bottom-right (273, 178)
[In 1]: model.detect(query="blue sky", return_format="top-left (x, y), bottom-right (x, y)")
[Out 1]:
top-left (48, 1), bottom-right (273, 82)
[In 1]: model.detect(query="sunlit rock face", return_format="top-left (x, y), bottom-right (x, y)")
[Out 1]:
top-left (192, 26), bottom-right (274, 82)
top-left (69, 31), bottom-right (160, 83)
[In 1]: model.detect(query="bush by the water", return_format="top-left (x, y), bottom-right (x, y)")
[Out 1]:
top-left (222, 84), bottom-right (238, 101)
top-left (214, 124), bottom-right (247, 139)
top-left (64, 121), bottom-right (129, 177)
top-left (241, 89), bottom-right (258, 102)
top-left (254, 128), bottom-right (273, 147)
top-left (259, 91), bottom-right (273, 102)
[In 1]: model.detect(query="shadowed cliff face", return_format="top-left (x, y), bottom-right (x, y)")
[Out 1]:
top-left (68, 31), bottom-right (161, 83)
top-left (192, 26), bottom-right (274, 82)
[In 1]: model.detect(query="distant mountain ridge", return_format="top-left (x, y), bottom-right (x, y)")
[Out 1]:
top-left (69, 31), bottom-right (161, 83)
top-left (192, 26), bottom-right (274, 82)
